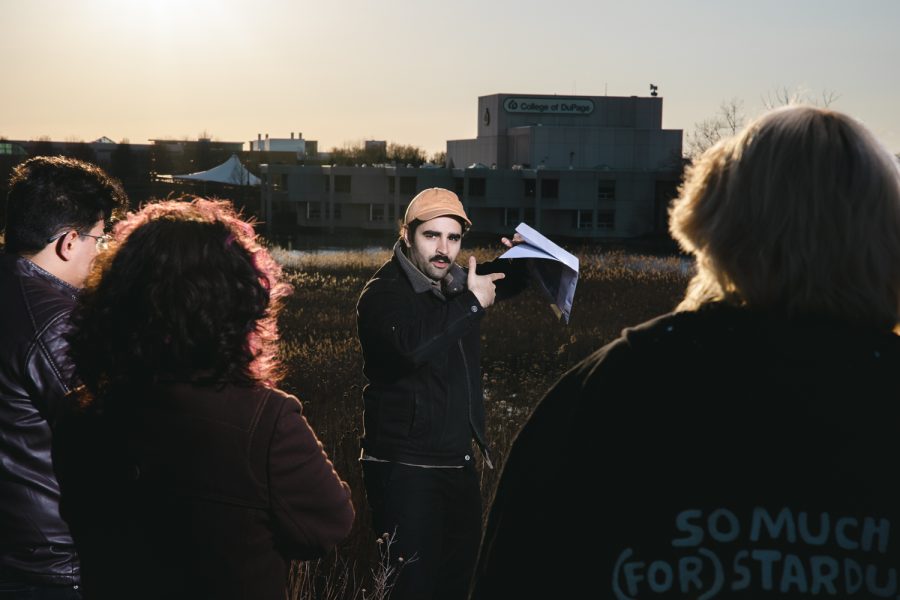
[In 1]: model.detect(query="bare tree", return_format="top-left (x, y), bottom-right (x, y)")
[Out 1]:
top-left (720, 98), bottom-right (744, 135)
top-left (688, 87), bottom-right (843, 160)
top-left (387, 143), bottom-right (426, 167)
top-left (761, 86), bottom-right (840, 109)
top-left (328, 141), bottom-right (427, 166)
top-left (328, 141), bottom-right (384, 166)
top-left (685, 98), bottom-right (745, 159)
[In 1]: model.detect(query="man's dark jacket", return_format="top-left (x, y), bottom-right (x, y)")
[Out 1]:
top-left (0, 254), bottom-right (79, 585)
top-left (357, 243), bottom-right (527, 466)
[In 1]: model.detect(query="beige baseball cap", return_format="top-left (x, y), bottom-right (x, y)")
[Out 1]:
top-left (403, 188), bottom-right (472, 228)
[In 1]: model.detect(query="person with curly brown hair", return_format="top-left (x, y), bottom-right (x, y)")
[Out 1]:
top-left (53, 198), bottom-right (354, 600)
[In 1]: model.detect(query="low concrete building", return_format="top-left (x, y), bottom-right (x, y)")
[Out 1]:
top-left (259, 93), bottom-right (683, 240)
top-left (448, 93), bottom-right (682, 171)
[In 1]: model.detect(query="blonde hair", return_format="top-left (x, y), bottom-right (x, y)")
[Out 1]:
top-left (670, 105), bottom-right (900, 328)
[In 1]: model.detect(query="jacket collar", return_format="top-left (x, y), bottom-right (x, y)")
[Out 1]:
top-left (393, 240), bottom-right (467, 299)
top-left (624, 301), bottom-right (899, 364)
top-left (5, 254), bottom-right (79, 299)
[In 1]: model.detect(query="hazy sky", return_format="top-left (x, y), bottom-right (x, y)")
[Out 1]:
top-left (1, 0), bottom-right (897, 155)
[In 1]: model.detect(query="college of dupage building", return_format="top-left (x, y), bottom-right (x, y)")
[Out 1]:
top-left (259, 93), bottom-right (684, 240)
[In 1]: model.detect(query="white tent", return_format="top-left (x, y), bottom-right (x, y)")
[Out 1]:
top-left (170, 154), bottom-right (261, 186)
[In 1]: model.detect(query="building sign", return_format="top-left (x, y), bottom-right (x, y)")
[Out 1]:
top-left (503, 97), bottom-right (594, 115)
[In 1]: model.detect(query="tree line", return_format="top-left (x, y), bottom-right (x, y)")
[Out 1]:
top-left (685, 87), bottom-right (842, 159)
top-left (327, 141), bottom-right (445, 167)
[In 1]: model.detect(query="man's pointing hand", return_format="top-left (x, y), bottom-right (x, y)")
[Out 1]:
top-left (467, 256), bottom-right (505, 309)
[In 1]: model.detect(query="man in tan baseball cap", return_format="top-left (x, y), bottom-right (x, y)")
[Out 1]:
top-left (402, 187), bottom-right (472, 231)
top-left (399, 188), bottom-right (473, 283)
top-left (356, 187), bottom-right (526, 599)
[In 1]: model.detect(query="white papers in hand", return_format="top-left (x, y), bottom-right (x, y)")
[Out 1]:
top-left (498, 223), bottom-right (579, 323)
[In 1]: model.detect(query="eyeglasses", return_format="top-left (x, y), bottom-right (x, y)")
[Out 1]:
top-left (47, 230), bottom-right (111, 251)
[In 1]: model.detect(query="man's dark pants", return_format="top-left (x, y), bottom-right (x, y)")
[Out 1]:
top-left (362, 460), bottom-right (482, 600)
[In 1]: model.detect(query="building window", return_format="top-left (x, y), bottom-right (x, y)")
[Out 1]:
top-left (332, 203), bottom-right (342, 220)
top-left (323, 175), bottom-right (330, 192)
top-left (369, 204), bottom-right (385, 222)
top-left (307, 202), bottom-right (322, 220)
top-left (388, 177), bottom-right (396, 193)
top-left (573, 209), bottom-right (593, 230)
top-left (523, 208), bottom-right (535, 225)
top-left (541, 178), bottom-right (559, 199)
top-left (400, 176), bottom-right (417, 194)
top-left (503, 208), bottom-right (520, 228)
top-left (280, 174), bottom-right (289, 191)
top-left (454, 178), bottom-right (465, 195)
top-left (598, 180), bottom-right (616, 201)
top-left (388, 203), bottom-right (396, 222)
top-left (0, 142), bottom-right (25, 155)
top-left (469, 178), bottom-right (486, 197)
top-left (598, 210), bottom-right (615, 230)
top-left (524, 179), bottom-right (536, 198)
top-left (335, 175), bottom-right (351, 193)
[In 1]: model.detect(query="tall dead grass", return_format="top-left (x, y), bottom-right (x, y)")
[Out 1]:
top-left (277, 245), bottom-right (690, 598)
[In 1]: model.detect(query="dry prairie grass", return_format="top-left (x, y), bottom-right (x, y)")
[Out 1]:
top-left (277, 245), bottom-right (690, 598)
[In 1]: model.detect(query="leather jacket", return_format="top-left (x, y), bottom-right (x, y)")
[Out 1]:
top-left (0, 254), bottom-right (80, 585)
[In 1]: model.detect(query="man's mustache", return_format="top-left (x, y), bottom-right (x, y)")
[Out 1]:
top-left (430, 254), bottom-right (451, 265)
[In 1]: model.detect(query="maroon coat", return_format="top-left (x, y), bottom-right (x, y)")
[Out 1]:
top-left (54, 383), bottom-right (354, 600)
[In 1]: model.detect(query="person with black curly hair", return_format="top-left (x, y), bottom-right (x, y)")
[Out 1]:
top-left (53, 198), bottom-right (354, 600)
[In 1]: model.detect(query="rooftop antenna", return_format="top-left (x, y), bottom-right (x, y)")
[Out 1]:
top-left (650, 83), bottom-right (658, 97)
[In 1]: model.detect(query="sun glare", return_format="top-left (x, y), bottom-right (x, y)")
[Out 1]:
top-left (89, 0), bottom-right (234, 41)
